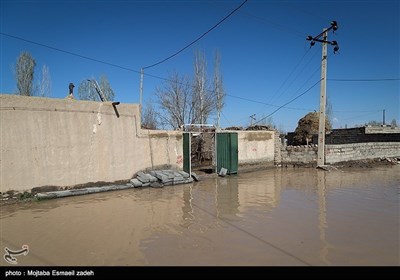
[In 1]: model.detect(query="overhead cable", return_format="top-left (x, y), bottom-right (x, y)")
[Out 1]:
top-left (142, 0), bottom-right (248, 69)
top-left (253, 78), bottom-right (322, 125)
top-left (2, 32), bottom-right (397, 116)
top-left (329, 78), bottom-right (400, 82)
top-left (0, 32), bottom-right (142, 74)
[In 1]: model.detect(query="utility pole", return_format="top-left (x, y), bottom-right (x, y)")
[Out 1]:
top-left (318, 29), bottom-right (328, 167)
top-left (216, 101), bottom-right (221, 131)
top-left (139, 68), bottom-right (144, 129)
top-left (140, 68), bottom-right (144, 112)
top-left (382, 109), bottom-right (386, 126)
top-left (307, 21), bottom-right (339, 167)
top-left (250, 114), bottom-right (256, 126)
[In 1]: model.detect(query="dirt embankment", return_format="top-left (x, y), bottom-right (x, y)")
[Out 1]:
top-left (332, 157), bottom-right (400, 169)
top-left (280, 157), bottom-right (399, 169)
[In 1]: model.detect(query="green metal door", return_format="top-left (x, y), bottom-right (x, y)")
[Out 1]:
top-left (183, 132), bottom-right (191, 175)
top-left (216, 132), bottom-right (238, 174)
top-left (229, 133), bottom-right (238, 173)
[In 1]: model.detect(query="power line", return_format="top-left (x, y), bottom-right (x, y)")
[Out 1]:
top-left (329, 78), bottom-right (400, 82)
top-left (226, 93), bottom-right (314, 111)
top-left (247, 48), bottom-right (319, 120)
top-left (0, 30), bottom-right (320, 113)
top-left (284, 2), bottom-right (331, 23)
top-left (2, 32), bottom-right (396, 119)
top-left (265, 48), bottom-right (314, 106)
top-left (0, 32), bottom-right (142, 75)
top-left (145, 70), bottom-right (393, 114)
top-left (3, 31), bottom-right (397, 89)
top-left (253, 78), bottom-right (322, 126)
top-left (145, 68), bottom-right (319, 112)
top-left (340, 111), bottom-right (382, 122)
top-left (208, 0), bottom-right (305, 38)
top-left (333, 109), bottom-right (382, 113)
top-left (279, 53), bottom-right (322, 103)
top-left (221, 111), bottom-right (234, 127)
top-left (142, 0), bottom-right (248, 70)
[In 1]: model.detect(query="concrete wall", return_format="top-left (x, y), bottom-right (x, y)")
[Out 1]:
top-left (1, 95), bottom-right (277, 192)
top-left (4, 93), bottom-right (397, 192)
top-left (236, 130), bottom-right (275, 165)
top-left (0, 94), bottom-right (183, 192)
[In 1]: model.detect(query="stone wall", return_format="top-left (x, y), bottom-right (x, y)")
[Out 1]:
top-left (280, 145), bottom-right (318, 165)
top-left (325, 142), bottom-right (400, 163)
top-left (282, 126), bottom-right (400, 164)
top-left (274, 131), bottom-right (282, 165)
top-left (279, 142), bottom-right (400, 165)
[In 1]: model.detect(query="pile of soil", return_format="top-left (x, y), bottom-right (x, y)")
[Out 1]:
top-left (332, 157), bottom-right (400, 169)
top-left (292, 112), bottom-right (331, 145)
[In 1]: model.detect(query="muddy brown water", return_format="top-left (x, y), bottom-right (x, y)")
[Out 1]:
top-left (1, 166), bottom-right (399, 266)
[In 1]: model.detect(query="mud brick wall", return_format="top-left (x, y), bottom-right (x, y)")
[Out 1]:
top-left (0, 94), bottom-right (183, 192)
top-left (325, 127), bottom-right (400, 144)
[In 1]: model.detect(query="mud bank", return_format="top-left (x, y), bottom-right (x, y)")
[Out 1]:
top-left (1, 157), bottom-right (398, 206)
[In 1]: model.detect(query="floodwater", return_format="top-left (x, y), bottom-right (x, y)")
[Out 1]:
top-left (1, 166), bottom-right (399, 266)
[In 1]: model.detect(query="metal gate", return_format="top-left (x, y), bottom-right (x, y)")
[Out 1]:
top-left (216, 132), bottom-right (238, 174)
top-left (183, 132), bottom-right (191, 175)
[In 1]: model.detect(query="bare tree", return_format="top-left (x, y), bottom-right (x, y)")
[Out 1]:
top-left (156, 72), bottom-right (192, 129)
top-left (15, 51), bottom-right (36, 96)
top-left (365, 120), bottom-right (382, 127)
top-left (37, 65), bottom-right (52, 97)
top-left (391, 118), bottom-right (397, 127)
top-left (192, 49), bottom-right (214, 124)
top-left (156, 49), bottom-right (226, 129)
top-left (99, 75), bottom-right (115, 101)
top-left (78, 75), bottom-right (115, 101)
top-left (213, 50), bottom-right (225, 129)
top-left (78, 80), bottom-right (96, 100)
top-left (141, 99), bottom-right (158, 129)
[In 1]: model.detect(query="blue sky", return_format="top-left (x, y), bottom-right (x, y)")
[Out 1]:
top-left (1, 0), bottom-right (399, 131)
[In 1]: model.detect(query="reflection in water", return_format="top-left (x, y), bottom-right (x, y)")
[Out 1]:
top-left (1, 166), bottom-right (398, 266)
top-left (317, 170), bottom-right (334, 265)
top-left (182, 186), bottom-right (195, 227)
top-left (237, 170), bottom-right (281, 212)
top-left (216, 176), bottom-right (239, 220)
